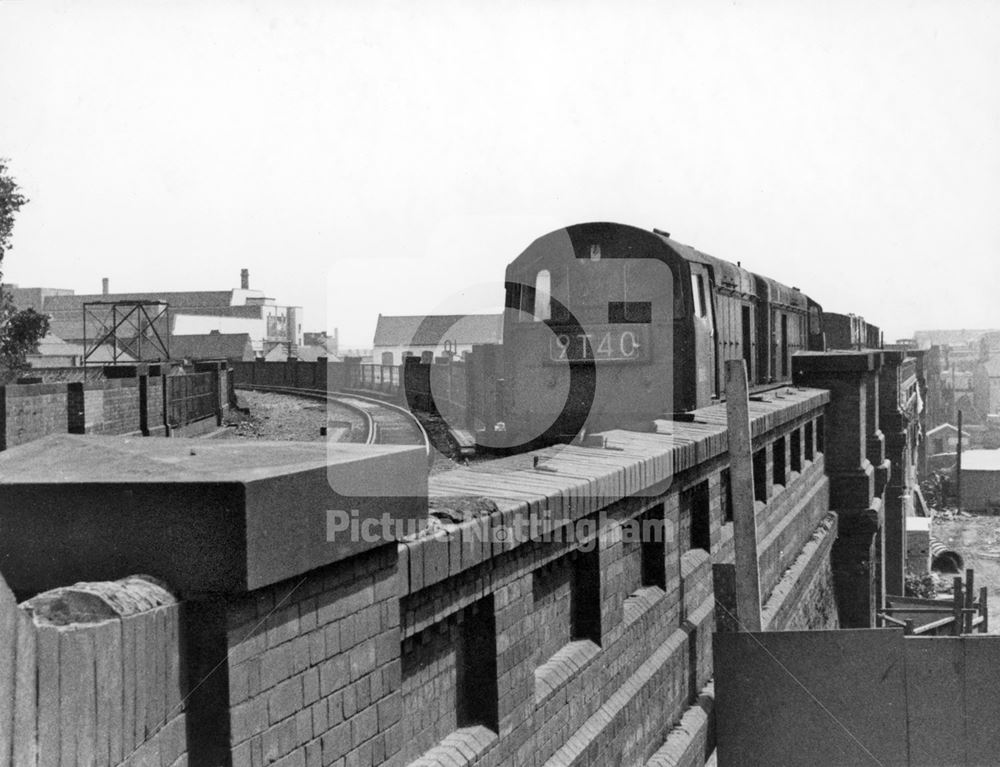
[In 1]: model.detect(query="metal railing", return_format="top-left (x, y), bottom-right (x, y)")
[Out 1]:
top-left (350, 364), bottom-right (402, 393)
top-left (165, 372), bottom-right (217, 428)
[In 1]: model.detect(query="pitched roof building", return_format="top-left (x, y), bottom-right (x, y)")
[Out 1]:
top-left (371, 314), bottom-right (503, 366)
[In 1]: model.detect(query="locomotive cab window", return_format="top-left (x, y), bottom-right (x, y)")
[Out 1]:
top-left (505, 281), bottom-right (522, 311)
top-left (691, 274), bottom-right (708, 318)
top-left (533, 269), bottom-right (552, 322)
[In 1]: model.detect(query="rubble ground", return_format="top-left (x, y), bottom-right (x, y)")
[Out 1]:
top-left (224, 391), bottom-right (366, 441)
top-left (931, 509), bottom-right (1000, 635)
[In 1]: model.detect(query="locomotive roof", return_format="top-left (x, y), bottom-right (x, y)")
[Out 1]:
top-left (506, 222), bottom-right (811, 309)
top-left (658, 232), bottom-right (808, 311)
top-left (654, 232), bottom-right (758, 298)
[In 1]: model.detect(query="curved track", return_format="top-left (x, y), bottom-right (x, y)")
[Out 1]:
top-left (236, 385), bottom-right (431, 460)
top-left (330, 392), bottom-right (428, 447)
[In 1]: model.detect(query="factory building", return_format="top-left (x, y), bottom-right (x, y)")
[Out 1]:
top-left (7, 270), bottom-right (302, 362)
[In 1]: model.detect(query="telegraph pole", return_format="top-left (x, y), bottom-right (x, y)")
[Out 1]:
top-left (957, 409), bottom-right (963, 511)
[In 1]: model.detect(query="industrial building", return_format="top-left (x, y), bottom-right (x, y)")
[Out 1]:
top-left (8, 269), bottom-right (302, 363)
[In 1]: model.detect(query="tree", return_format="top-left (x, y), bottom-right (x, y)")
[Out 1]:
top-left (0, 159), bottom-right (28, 259)
top-left (1, 159), bottom-right (49, 378)
top-left (0, 306), bottom-right (49, 372)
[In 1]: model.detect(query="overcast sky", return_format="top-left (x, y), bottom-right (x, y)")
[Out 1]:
top-left (1, 1), bottom-right (997, 347)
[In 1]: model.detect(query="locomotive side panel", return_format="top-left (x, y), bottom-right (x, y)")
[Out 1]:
top-left (693, 254), bottom-right (761, 393)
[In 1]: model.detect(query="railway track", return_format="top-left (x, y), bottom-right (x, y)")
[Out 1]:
top-left (332, 392), bottom-right (429, 448)
top-left (235, 385), bottom-right (431, 460)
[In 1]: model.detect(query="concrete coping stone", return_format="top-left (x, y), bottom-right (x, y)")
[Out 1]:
top-left (0, 434), bottom-right (427, 597)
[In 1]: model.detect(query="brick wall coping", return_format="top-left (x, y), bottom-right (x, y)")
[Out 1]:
top-left (761, 511), bottom-right (838, 630)
top-left (0, 381), bottom-right (68, 397)
top-left (401, 387), bottom-right (830, 596)
top-left (68, 377), bottom-right (140, 391)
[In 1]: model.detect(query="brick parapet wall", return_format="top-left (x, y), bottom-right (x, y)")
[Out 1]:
top-left (1, 574), bottom-right (187, 767)
top-left (69, 378), bottom-right (144, 436)
top-left (0, 382), bottom-right (70, 450)
top-left (222, 543), bottom-right (401, 767)
top-left (391, 398), bottom-right (832, 766)
top-left (1, 367), bottom-right (230, 449)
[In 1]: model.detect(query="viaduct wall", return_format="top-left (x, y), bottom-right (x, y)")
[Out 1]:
top-left (0, 349), bottom-right (911, 767)
top-left (230, 355), bottom-right (497, 428)
top-left (0, 364), bottom-right (230, 450)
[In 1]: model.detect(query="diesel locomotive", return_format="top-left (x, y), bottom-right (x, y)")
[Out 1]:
top-left (484, 221), bottom-right (829, 450)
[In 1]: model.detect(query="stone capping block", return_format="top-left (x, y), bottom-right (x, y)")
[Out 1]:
top-left (408, 724), bottom-right (497, 767)
top-left (622, 585), bottom-right (665, 627)
top-left (646, 682), bottom-right (715, 767)
top-left (541, 614), bottom-right (703, 767)
top-left (399, 388), bottom-right (829, 596)
top-left (0, 435), bottom-right (427, 598)
top-left (534, 639), bottom-right (601, 706)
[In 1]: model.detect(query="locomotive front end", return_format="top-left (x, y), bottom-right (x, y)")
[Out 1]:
top-left (493, 223), bottom-right (679, 450)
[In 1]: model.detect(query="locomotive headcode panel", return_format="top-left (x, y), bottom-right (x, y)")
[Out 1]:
top-left (546, 325), bottom-right (650, 363)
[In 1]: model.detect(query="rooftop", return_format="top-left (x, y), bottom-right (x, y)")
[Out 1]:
top-left (170, 331), bottom-right (254, 361)
top-left (373, 314), bottom-right (503, 347)
top-left (927, 423), bottom-right (971, 438)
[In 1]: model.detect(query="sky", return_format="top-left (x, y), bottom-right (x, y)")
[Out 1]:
top-left (1, 0), bottom-right (998, 348)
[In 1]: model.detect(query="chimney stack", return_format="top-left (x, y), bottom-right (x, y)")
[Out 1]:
top-left (240, 269), bottom-right (249, 290)
top-left (102, 278), bottom-right (109, 295)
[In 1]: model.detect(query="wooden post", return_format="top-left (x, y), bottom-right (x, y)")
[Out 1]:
top-left (953, 577), bottom-right (964, 636)
top-left (980, 586), bottom-right (989, 633)
top-left (965, 568), bottom-right (975, 634)
top-left (904, 619), bottom-right (914, 636)
top-left (725, 360), bottom-right (762, 632)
